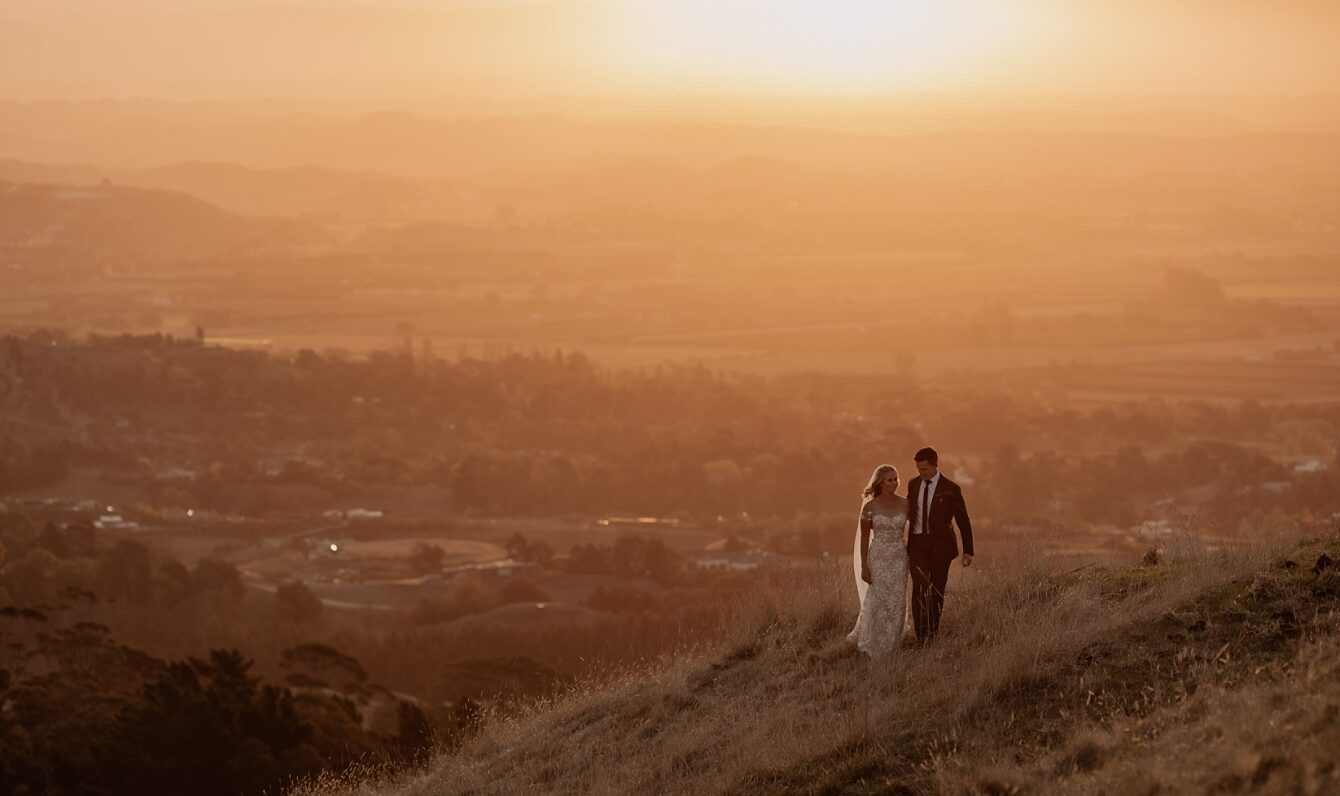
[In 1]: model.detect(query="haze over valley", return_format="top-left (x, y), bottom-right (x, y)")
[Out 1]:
top-left (3, 2), bottom-right (1340, 794)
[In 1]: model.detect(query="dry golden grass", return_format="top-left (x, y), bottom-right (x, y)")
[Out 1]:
top-left (294, 520), bottom-right (1340, 795)
top-left (940, 631), bottom-right (1340, 795)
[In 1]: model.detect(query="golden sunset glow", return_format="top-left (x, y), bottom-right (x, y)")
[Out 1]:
top-left (3, 1), bottom-right (1340, 98)
top-left (3, 2), bottom-right (1340, 793)
top-left (613, 0), bottom-right (1046, 92)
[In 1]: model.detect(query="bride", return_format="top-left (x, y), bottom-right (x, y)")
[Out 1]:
top-left (847, 464), bottom-right (909, 656)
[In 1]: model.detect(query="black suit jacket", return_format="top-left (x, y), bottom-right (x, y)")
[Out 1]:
top-left (907, 475), bottom-right (974, 563)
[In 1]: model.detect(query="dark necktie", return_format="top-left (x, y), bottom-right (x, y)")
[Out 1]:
top-left (921, 480), bottom-right (931, 534)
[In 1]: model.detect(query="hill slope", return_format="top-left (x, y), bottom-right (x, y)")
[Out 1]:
top-left (307, 527), bottom-right (1340, 795)
top-left (0, 180), bottom-right (330, 262)
top-left (0, 159), bottom-right (486, 221)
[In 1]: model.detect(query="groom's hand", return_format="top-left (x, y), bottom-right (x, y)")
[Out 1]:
top-left (962, 554), bottom-right (974, 568)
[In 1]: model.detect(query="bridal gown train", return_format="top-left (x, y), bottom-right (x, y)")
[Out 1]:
top-left (847, 509), bottom-right (909, 657)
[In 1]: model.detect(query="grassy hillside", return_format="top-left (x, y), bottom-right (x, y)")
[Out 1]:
top-left (299, 523), bottom-right (1340, 795)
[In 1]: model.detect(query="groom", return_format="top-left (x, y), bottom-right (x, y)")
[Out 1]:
top-left (906, 446), bottom-right (974, 644)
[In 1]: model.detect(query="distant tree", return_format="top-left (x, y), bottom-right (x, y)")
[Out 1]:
top-left (275, 581), bottom-right (324, 624)
top-left (504, 532), bottom-right (529, 560)
top-left (641, 539), bottom-right (682, 585)
top-left (157, 559), bottom-right (193, 604)
top-left (408, 542), bottom-right (446, 575)
top-left (564, 543), bottom-right (612, 575)
top-left (294, 348), bottom-right (322, 368)
top-left (442, 576), bottom-right (501, 618)
top-left (1164, 266), bottom-right (1225, 306)
top-left (108, 649), bottom-right (317, 795)
top-left (525, 539), bottom-right (555, 567)
top-left (0, 601), bottom-right (424, 792)
top-left (279, 642), bottom-right (368, 688)
top-left (97, 540), bottom-right (153, 605)
top-left (504, 533), bottom-right (554, 567)
top-left (191, 559), bottom-right (245, 602)
top-left (610, 536), bottom-right (643, 574)
top-left (612, 536), bottom-right (682, 584)
top-left (409, 577), bottom-right (500, 625)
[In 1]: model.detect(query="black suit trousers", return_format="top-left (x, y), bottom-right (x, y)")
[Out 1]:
top-left (908, 536), bottom-right (951, 642)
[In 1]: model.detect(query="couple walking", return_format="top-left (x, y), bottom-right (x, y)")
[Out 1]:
top-left (847, 447), bottom-right (974, 656)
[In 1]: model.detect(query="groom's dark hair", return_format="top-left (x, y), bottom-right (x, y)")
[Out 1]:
top-left (914, 447), bottom-right (939, 465)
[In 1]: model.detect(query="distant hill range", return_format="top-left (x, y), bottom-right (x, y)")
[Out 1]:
top-left (0, 160), bottom-right (486, 222)
top-left (0, 180), bottom-right (331, 263)
top-left (3, 101), bottom-right (1338, 180)
top-left (3, 105), bottom-right (1337, 260)
top-left (142, 112), bottom-right (1340, 179)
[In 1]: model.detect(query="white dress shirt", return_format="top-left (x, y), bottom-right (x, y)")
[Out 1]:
top-left (912, 472), bottom-right (940, 535)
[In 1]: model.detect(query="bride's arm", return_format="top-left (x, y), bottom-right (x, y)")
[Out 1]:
top-left (859, 504), bottom-right (874, 582)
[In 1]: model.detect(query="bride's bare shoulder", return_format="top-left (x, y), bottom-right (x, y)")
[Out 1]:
top-left (869, 495), bottom-right (907, 514)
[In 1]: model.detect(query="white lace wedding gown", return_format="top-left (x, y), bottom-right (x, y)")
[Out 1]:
top-left (847, 507), bottom-right (909, 657)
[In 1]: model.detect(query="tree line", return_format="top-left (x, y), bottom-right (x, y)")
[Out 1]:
top-left (3, 331), bottom-right (1337, 524)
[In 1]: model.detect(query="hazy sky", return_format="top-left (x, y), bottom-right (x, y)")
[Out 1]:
top-left (3, 0), bottom-right (1339, 100)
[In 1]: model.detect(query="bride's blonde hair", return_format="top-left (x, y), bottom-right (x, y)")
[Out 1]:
top-left (862, 464), bottom-right (899, 499)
